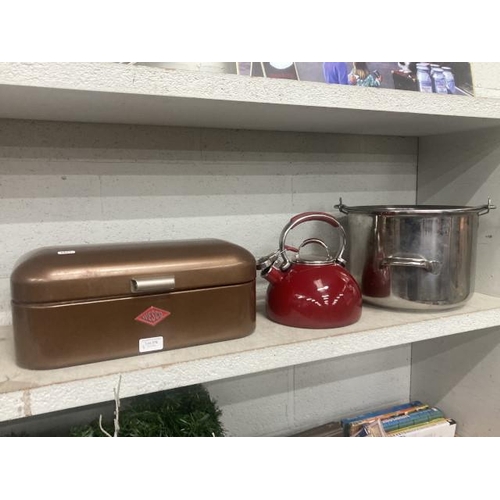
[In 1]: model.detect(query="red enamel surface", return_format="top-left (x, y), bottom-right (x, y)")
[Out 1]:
top-left (265, 263), bottom-right (362, 329)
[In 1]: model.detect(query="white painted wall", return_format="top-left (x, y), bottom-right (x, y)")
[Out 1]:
top-left (471, 62), bottom-right (500, 99)
top-left (208, 346), bottom-right (410, 436)
top-left (0, 122), bottom-right (416, 325)
top-left (411, 63), bottom-right (500, 436)
top-left (0, 119), bottom-right (416, 436)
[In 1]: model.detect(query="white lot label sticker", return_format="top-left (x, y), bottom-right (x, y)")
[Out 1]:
top-left (139, 336), bottom-right (164, 353)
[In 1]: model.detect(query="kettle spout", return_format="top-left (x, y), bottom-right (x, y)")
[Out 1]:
top-left (262, 265), bottom-right (285, 285)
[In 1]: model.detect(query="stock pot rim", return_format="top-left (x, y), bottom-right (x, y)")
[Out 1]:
top-left (339, 205), bottom-right (484, 216)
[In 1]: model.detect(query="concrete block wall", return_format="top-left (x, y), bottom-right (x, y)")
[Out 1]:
top-left (0, 119), bottom-right (417, 435)
top-left (208, 346), bottom-right (410, 436)
top-left (471, 62), bottom-right (500, 99)
top-left (0, 121), bottom-right (416, 325)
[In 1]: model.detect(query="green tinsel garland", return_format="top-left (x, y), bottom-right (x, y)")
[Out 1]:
top-left (70, 384), bottom-right (225, 437)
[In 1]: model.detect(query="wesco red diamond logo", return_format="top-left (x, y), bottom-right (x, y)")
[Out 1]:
top-left (135, 306), bottom-right (171, 327)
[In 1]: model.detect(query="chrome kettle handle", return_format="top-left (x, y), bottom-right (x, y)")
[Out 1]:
top-left (279, 212), bottom-right (347, 271)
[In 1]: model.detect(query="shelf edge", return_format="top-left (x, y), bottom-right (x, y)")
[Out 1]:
top-left (1, 300), bottom-right (499, 423)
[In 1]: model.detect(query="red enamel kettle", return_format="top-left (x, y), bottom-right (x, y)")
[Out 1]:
top-left (257, 212), bottom-right (362, 329)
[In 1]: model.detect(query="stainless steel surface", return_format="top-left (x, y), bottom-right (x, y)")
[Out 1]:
top-left (478, 198), bottom-right (496, 216)
top-left (130, 276), bottom-right (175, 293)
top-left (296, 238), bottom-right (332, 264)
top-left (335, 197), bottom-right (496, 216)
top-left (279, 212), bottom-right (347, 271)
top-left (381, 256), bottom-right (441, 275)
top-left (336, 198), bottom-right (496, 310)
top-left (256, 250), bottom-right (281, 275)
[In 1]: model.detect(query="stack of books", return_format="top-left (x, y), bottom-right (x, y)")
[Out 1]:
top-left (341, 401), bottom-right (456, 437)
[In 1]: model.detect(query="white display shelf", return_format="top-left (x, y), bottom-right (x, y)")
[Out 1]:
top-left (1, 293), bottom-right (500, 423)
top-left (1, 62), bottom-right (500, 136)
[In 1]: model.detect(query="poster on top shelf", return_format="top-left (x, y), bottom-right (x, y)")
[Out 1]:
top-left (236, 62), bottom-right (474, 96)
top-left (133, 62), bottom-right (474, 96)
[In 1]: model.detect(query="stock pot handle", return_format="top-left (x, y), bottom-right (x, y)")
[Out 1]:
top-left (334, 197), bottom-right (349, 214)
top-left (279, 212), bottom-right (346, 271)
top-left (477, 198), bottom-right (496, 216)
top-left (381, 256), bottom-right (441, 275)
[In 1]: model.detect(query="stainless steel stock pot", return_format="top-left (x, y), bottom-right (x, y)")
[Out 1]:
top-left (335, 198), bottom-right (496, 310)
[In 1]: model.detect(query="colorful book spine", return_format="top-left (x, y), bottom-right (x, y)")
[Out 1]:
top-left (342, 401), bottom-right (426, 436)
top-left (381, 407), bottom-right (445, 433)
top-left (385, 417), bottom-right (449, 436)
top-left (341, 401), bottom-right (423, 426)
top-left (389, 419), bottom-right (456, 437)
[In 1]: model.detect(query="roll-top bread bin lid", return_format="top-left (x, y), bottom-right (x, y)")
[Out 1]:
top-left (11, 239), bottom-right (256, 304)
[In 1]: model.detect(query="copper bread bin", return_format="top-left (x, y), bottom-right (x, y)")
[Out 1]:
top-left (11, 239), bottom-right (256, 369)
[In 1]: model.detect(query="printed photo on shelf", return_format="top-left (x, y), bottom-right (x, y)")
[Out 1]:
top-left (261, 62), bottom-right (299, 80)
top-left (250, 62), bottom-right (264, 77)
top-left (237, 62), bottom-right (474, 96)
top-left (132, 62), bottom-right (474, 96)
top-left (237, 62), bottom-right (299, 79)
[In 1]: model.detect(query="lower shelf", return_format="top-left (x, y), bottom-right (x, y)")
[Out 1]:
top-left (1, 292), bottom-right (500, 423)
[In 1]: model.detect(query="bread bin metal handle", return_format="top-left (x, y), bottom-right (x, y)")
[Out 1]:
top-left (130, 276), bottom-right (175, 293)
